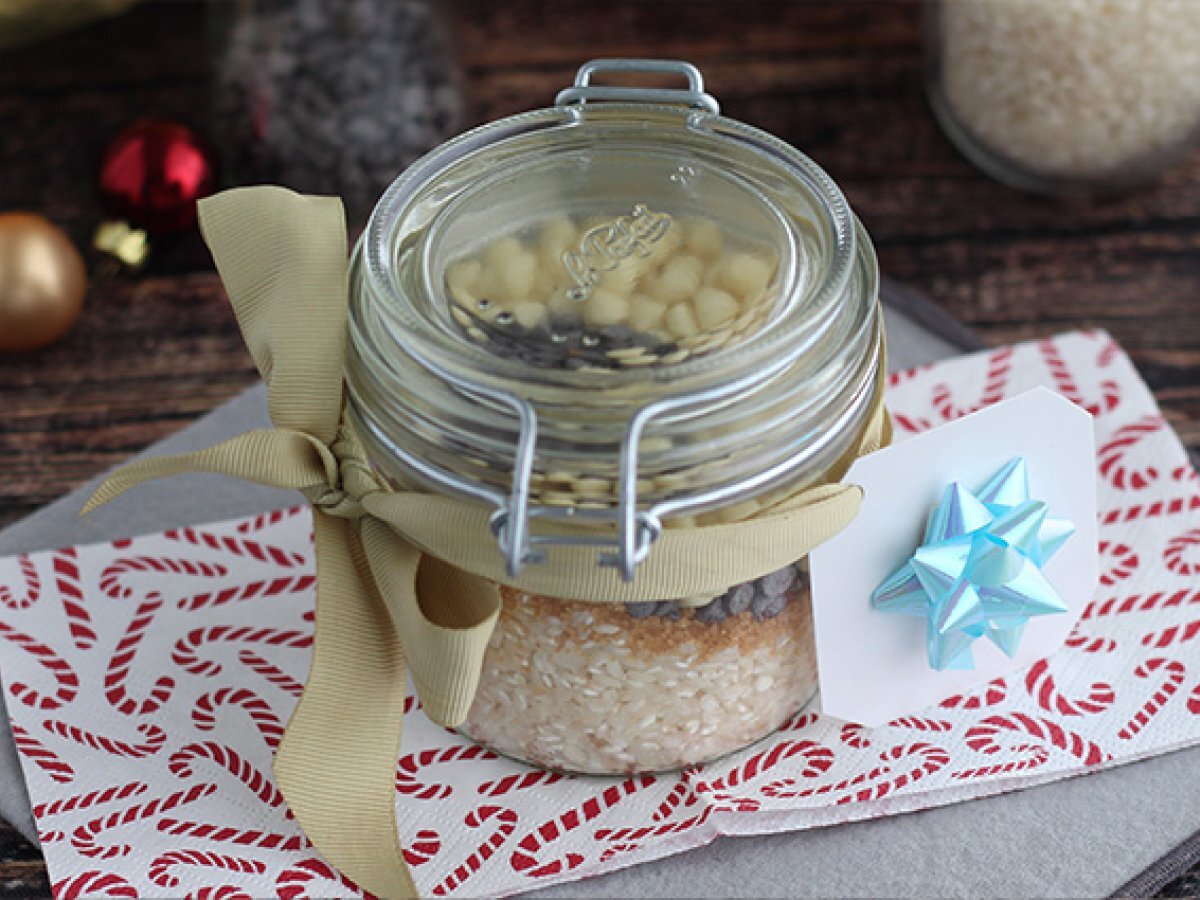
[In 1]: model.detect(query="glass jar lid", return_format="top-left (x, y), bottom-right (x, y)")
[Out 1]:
top-left (347, 60), bottom-right (882, 578)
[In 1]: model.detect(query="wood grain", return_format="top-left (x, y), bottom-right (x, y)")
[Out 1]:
top-left (0, 1), bottom-right (1198, 895)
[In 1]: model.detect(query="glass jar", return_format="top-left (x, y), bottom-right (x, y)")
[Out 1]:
top-left (345, 60), bottom-right (884, 774)
top-left (926, 0), bottom-right (1200, 197)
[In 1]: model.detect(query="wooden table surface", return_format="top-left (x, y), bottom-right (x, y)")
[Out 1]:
top-left (1, 2), bottom-right (1198, 896)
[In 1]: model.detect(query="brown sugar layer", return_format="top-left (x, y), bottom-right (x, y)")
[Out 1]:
top-left (460, 580), bottom-right (819, 774)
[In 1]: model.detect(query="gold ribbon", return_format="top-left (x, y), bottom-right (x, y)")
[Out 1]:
top-left (83, 186), bottom-right (890, 898)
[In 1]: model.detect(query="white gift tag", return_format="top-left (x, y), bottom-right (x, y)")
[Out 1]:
top-left (809, 387), bottom-right (1099, 726)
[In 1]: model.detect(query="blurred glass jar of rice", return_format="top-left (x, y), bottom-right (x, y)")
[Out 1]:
top-left (208, 0), bottom-right (464, 226)
top-left (926, 0), bottom-right (1200, 197)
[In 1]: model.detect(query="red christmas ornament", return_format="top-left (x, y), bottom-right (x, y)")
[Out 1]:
top-left (98, 119), bottom-right (217, 236)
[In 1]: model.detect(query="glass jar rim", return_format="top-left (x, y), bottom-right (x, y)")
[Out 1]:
top-left (359, 101), bottom-right (860, 401)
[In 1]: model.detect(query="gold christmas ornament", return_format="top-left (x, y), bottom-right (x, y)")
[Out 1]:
top-left (0, 213), bottom-right (88, 352)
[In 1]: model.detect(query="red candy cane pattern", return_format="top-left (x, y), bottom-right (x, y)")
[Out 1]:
top-left (939, 677), bottom-right (1008, 710)
top-left (931, 346), bottom-right (1013, 420)
top-left (396, 744), bottom-right (498, 801)
top-left (33, 781), bottom-right (146, 820)
top-left (434, 807), bottom-right (519, 896)
top-left (1039, 337), bottom-right (1120, 416)
top-left (1096, 334), bottom-right (1121, 368)
top-left (1084, 588), bottom-right (1200, 620)
top-left (176, 573), bottom-right (316, 613)
top-left (0, 554), bottom-right (38, 609)
top-left (105, 596), bottom-right (175, 717)
top-left (967, 713), bottom-right (1107, 766)
top-left (192, 687), bottom-right (285, 750)
top-left (1100, 494), bottom-right (1200, 527)
top-left (1064, 629), bottom-right (1118, 654)
top-left (1141, 620), bottom-right (1200, 650)
top-left (100, 554), bottom-right (310, 616)
top-left (1118, 658), bottom-right (1187, 740)
top-left (890, 411), bottom-right (934, 434)
top-left (651, 770), bottom-right (702, 822)
top-left (1165, 528), bottom-right (1200, 576)
top-left (1098, 540), bottom-right (1139, 586)
top-left (53, 870), bottom-right (139, 899)
top-left (887, 716), bottom-right (954, 732)
top-left (696, 740), bottom-right (835, 797)
top-left (1024, 659), bottom-right (1116, 716)
top-left (54, 548), bottom-right (96, 650)
top-left (510, 775), bottom-right (657, 877)
top-left (477, 769), bottom-right (565, 798)
top-left (71, 783), bottom-right (216, 859)
top-left (43, 720), bottom-right (165, 759)
top-left (172, 625), bottom-right (312, 677)
top-left (593, 808), bottom-right (714, 858)
top-left (0, 620), bottom-right (78, 710)
top-left (404, 829), bottom-right (442, 867)
top-left (839, 722), bottom-right (871, 748)
top-left (236, 506), bottom-right (304, 534)
top-left (156, 817), bottom-right (307, 853)
top-left (276, 858), bottom-right (371, 900)
top-left (1098, 417), bottom-right (1164, 490)
top-left (164, 526), bottom-right (306, 567)
top-left (194, 886), bottom-right (253, 900)
top-left (99, 557), bottom-right (228, 600)
top-left (169, 741), bottom-right (285, 808)
top-left (148, 850), bottom-right (265, 889)
top-left (1173, 464), bottom-right (1200, 485)
top-left (11, 722), bottom-right (74, 784)
top-left (1189, 683), bottom-right (1200, 715)
top-left (237, 649), bottom-right (304, 698)
top-left (951, 742), bottom-right (1049, 781)
top-left (763, 742), bottom-right (950, 804)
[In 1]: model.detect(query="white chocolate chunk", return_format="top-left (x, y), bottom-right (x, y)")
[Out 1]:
top-left (484, 236), bottom-right (522, 271)
top-left (716, 253), bottom-right (773, 301)
top-left (492, 246), bottom-right (538, 305)
top-left (514, 302), bottom-right (548, 329)
top-left (538, 218), bottom-right (578, 275)
top-left (446, 258), bottom-right (483, 303)
top-left (653, 220), bottom-right (684, 259)
top-left (693, 287), bottom-right (739, 330)
top-left (685, 218), bottom-right (724, 260)
top-left (629, 295), bottom-right (666, 333)
top-left (583, 289), bottom-right (631, 327)
top-left (598, 260), bottom-right (640, 296)
top-left (665, 302), bottom-right (700, 339)
top-left (654, 255), bottom-right (704, 304)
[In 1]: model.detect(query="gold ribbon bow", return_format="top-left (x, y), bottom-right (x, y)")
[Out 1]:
top-left (84, 186), bottom-right (890, 898)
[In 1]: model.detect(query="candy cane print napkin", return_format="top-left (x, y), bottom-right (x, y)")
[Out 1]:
top-left (1, 330), bottom-right (1198, 898)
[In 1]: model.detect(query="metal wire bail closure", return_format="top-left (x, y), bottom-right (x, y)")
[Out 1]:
top-left (555, 58), bottom-right (721, 114)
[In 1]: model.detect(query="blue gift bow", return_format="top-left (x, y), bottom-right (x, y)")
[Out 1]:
top-left (871, 457), bottom-right (1075, 671)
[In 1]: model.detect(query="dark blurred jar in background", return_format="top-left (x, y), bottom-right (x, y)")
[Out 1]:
top-left (209, 0), bottom-right (464, 227)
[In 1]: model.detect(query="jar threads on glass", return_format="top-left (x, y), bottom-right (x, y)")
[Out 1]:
top-left (346, 60), bottom-right (885, 774)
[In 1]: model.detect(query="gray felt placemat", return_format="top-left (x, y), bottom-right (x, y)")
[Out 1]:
top-left (0, 300), bottom-right (1195, 898)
